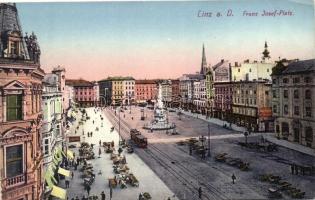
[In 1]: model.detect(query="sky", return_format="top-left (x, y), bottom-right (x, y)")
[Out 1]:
top-left (17, 0), bottom-right (315, 81)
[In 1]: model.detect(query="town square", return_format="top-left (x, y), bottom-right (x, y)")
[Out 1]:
top-left (0, 1), bottom-right (314, 200)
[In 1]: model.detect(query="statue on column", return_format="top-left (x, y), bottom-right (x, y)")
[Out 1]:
top-left (25, 32), bottom-right (41, 63)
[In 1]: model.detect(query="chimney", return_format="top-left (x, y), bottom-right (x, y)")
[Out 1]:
top-left (235, 62), bottom-right (238, 67)
top-left (221, 59), bottom-right (224, 63)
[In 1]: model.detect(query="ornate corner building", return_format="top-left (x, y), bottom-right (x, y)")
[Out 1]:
top-left (0, 3), bottom-right (45, 200)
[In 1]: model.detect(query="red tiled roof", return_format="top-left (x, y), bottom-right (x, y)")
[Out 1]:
top-left (66, 79), bottom-right (94, 87)
top-left (135, 80), bottom-right (157, 84)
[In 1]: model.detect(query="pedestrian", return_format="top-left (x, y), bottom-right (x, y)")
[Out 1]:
top-left (99, 148), bottom-right (102, 158)
top-left (65, 180), bottom-right (70, 188)
top-left (71, 171), bottom-right (74, 179)
top-left (86, 184), bottom-right (91, 196)
top-left (198, 187), bottom-right (202, 199)
top-left (99, 140), bottom-right (102, 146)
top-left (109, 186), bottom-right (113, 200)
top-left (189, 146), bottom-right (192, 155)
top-left (118, 147), bottom-right (123, 156)
top-left (75, 196), bottom-right (79, 200)
top-left (101, 191), bottom-right (106, 200)
top-left (74, 162), bottom-right (78, 170)
top-left (93, 120), bottom-right (94, 124)
top-left (232, 174), bottom-right (236, 184)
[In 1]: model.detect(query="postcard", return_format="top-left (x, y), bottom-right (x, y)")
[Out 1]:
top-left (0, 1), bottom-right (314, 200)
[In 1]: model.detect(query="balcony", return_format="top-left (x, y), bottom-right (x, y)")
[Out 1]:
top-left (4, 174), bottom-right (26, 188)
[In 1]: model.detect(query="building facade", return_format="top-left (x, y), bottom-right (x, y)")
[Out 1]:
top-left (64, 85), bottom-right (75, 109)
top-left (205, 67), bottom-right (214, 117)
top-left (272, 59), bottom-right (315, 148)
top-left (41, 74), bottom-right (63, 171)
top-left (51, 66), bottom-right (66, 113)
top-left (171, 79), bottom-right (180, 107)
top-left (161, 80), bottom-right (172, 106)
top-left (134, 80), bottom-right (157, 103)
top-left (0, 3), bottom-right (44, 199)
top-left (232, 80), bottom-right (273, 132)
top-left (66, 79), bottom-right (96, 107)
top-left (98, 79), bottom-right (112, 106)
top-left (231, 43), bottom-right (275, 82)
top-left (213, 82), bottom-right (233, 121)
top-left (179, 74), bottom-right (204, 110)
top-left (193, 79), bottom-right (206, 114)
top-left (122, 77), bottom-right (135, 105)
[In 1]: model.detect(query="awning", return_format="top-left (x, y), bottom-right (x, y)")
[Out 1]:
top-left (45, 168), bottom-right (57, 189)
top-left (58, 167), bottom-right (70, 177)
top-left (51, 186), bottom-right (67, 200)
top-left (67, 150), bottom-right (74, 159)
top-left (54, 148), bottom-right (66, 162)
top-left (52, 158), bottom-right (59, 166)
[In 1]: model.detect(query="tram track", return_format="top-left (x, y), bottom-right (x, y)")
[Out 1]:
top-left (148, 145), bottom-right (228, 200)
top-left (104, 109), bottom-right (229, 200)
top-left (143, 147), bottom-right (208, 200)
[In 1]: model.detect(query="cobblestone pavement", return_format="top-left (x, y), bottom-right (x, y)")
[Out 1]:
top-left (105, 106), bottom-right (315, 200)
top-left (61, 107), bottom-right (177, 200)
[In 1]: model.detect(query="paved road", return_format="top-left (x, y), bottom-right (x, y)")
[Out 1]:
top-left (63, 107), bottom-right (177, 200)
top-left (105, 106), bottom-right (315, 200)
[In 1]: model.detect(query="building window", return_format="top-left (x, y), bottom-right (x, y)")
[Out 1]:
top-left (294, 106), bottom-right (299, 115)
top-left (305, 127), bottom-right (313, 143)
top-left (6, 145), bottom-right (23, 178)
top-left (43, 139), bottom-right (49, 155)
top-left (306, 106), bottom-right (312, 117)
top-left (305, 90), bottom-right (311, 99)
top-left (7, 95), bottom-right (23, 121)
top-left (283, 78), bottom-right (288, 84)
top-left (10, 41), bottom-right (19, 55)
top-left (249, 68), bottom-right (251, 72)
top-left (267, 68), bottom-right (270, 72)
top-left (273, 105), bottom-right (277, 113)
top-left (293, 77), bottom-right (300, 84)
top-left (283, 90), bottom-right (288, 98)
top-left (272, 79), bottom-right (277, 84)
top-left (284, 105), bottom-right (288, 115)
top-left (293, 90), bottom-right (299, 99)
top-left (272, 90), bottom-right (277, 98)
top-left (304, 77), bottom-right (311, 83)
top-left (238, 69), bottom-right (240, 72)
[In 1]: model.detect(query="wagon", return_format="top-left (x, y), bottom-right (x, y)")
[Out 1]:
top-left (128, 173), bottom-right (139, 187)
top-left (108, 178), bottom-right (117, 188)
top-left (215, 153), bottom-right (227, 162)
top-left (268, 187), bottom-right (282, 198)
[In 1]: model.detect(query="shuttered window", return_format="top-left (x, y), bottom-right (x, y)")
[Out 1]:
top-left (7, 95), bottom-right (22, 121)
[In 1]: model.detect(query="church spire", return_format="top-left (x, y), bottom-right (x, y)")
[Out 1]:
top-left (200, 44), bottom-right (207, 75)
top-left (262, 41), bottom-right (270, 61)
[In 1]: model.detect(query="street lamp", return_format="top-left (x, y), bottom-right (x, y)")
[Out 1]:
top-left (104, 88), bottom-right (108, 106)
top-left (207, 123), bottom-right (211, 157)
top-left (118, 104), bottom-right (122, 143)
